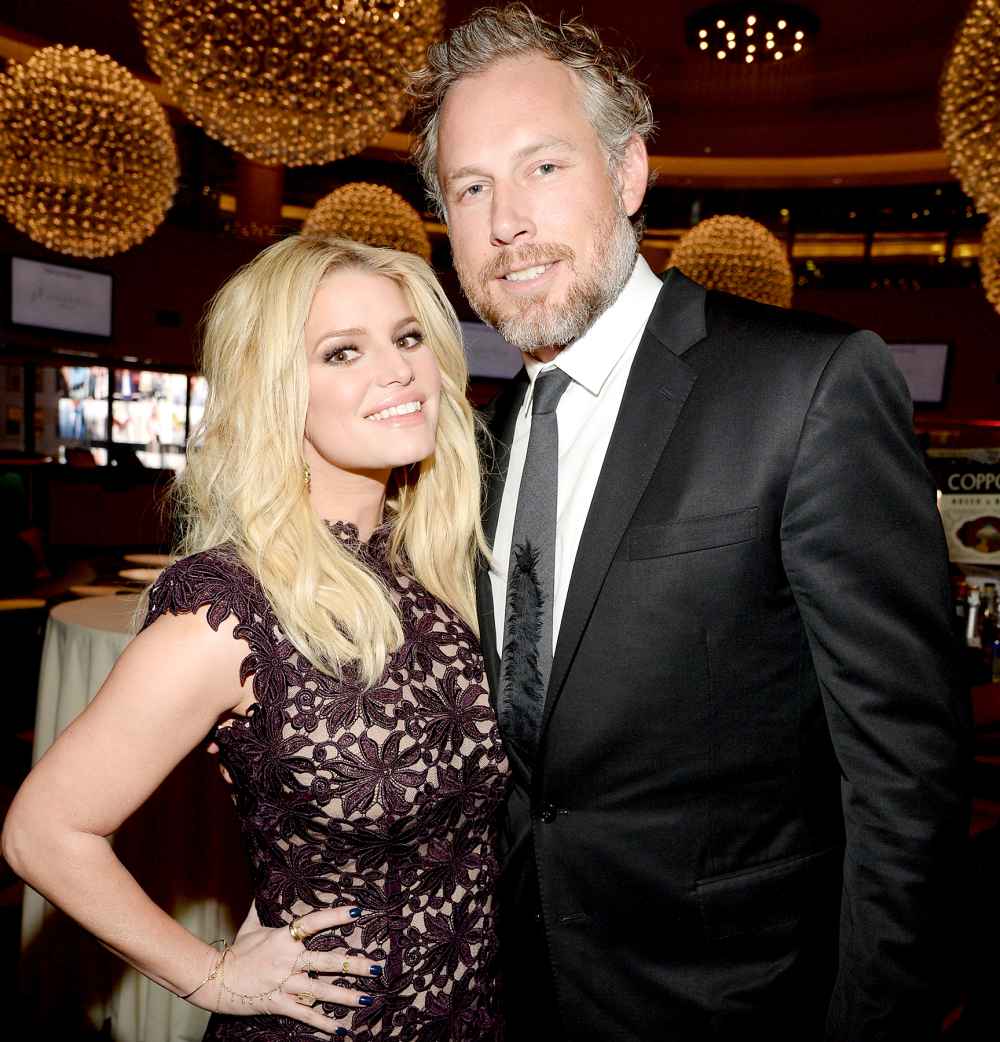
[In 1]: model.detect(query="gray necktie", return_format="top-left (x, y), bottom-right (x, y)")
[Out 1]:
top-left (499, 367), bottom-right (573, 760)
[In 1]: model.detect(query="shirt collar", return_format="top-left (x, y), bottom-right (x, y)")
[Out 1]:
top-left (523, 254), bottom-right (662, 399)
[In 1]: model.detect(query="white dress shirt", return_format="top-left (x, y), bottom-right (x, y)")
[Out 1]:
top-left (490, 255), bottom-right (664, 652)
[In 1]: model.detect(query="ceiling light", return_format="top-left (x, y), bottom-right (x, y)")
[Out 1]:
top-left (302, 183), bottom-right (431, 261)
top-left (130, 0), bottom-right (443, 166)
top-left (0, 45), bottom-right (177, 257)
top-left (669, 215), bottom-right (793, 308)
top-left (687, 4), bottom-right (819, 66)
top-left (940, 0), bottom-right (1000, 215)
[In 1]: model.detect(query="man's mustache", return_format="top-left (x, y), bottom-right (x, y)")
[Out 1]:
top-left (479, 244), bottom-right (576, 285)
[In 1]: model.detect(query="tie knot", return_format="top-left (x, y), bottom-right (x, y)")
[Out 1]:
top-left (531, 368), bottom-right (572, 416)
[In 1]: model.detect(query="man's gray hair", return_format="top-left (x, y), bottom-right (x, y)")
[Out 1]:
top-left (408, 3), bottom-right (656, 224)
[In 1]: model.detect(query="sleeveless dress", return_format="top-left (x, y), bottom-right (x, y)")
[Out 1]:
top-left (142, 523), bottom-right (509, 1042)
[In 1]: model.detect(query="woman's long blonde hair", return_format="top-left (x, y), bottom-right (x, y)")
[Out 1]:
top-left (173, 235), bottom-right (486, 685)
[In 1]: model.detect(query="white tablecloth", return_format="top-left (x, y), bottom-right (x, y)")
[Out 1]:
top-left (21, 595), bottom-right (251, 1042)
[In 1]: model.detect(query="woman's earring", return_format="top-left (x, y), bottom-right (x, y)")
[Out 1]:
top-left (304, 461), bottom-right (311, 491)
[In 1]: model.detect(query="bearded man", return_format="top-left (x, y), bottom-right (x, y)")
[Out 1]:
top-left (410, 6), bottom-right (968, 1040)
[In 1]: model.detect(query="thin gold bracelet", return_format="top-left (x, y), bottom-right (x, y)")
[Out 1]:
top-left (180, 939), bottom-right (229, 1001)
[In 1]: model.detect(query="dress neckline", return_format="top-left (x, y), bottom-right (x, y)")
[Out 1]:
top-left (323, 519), bottom-right (392, 558)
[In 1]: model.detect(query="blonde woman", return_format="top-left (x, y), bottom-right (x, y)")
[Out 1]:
top-left (3, 237), bottom-right (508, 1041)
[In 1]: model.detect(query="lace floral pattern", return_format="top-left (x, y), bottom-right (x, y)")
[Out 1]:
top-left (143, 523), bottom-right (508, 1041)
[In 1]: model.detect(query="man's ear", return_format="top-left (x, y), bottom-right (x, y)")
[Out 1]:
top-left (616, 133), bottom-right (649, 218)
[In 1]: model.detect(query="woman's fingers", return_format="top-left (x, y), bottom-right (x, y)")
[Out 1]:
top-left (271, 991), bottom-right (352, 1034)
top-left (285, 907), bottom-right (383, 978)
top-left (299, 951), bottom-right (382, 979)
top-left (288, 905), bottom-right (362, 940)
top-left (284, 974), bottom-right (374, 1007)
top-left (273, 977), bottom-right (375, 1031)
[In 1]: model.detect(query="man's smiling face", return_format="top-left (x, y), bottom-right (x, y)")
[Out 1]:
top-left (437, 53), bottom-right (647, 357)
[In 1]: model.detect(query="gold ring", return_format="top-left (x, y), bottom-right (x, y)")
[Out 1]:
top-left (288, 918), bottom-right (308, 943)
top-left (294, 991), bottom-right (315, 1007)
top-left (342, 959), bottom-right (351, 973)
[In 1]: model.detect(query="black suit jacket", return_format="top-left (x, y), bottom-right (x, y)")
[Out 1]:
top-left (476, 269), bottom-right (969, 1041)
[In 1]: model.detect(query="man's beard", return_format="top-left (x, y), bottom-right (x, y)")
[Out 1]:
top-left (454, 202), bottom-right (638, 355)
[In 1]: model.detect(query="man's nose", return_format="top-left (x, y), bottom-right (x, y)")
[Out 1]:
top-left (490, 184), bottom-right (536, 246)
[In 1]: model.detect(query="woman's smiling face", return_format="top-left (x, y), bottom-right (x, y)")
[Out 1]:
top-left (303, 267), bottom-right (442, 484)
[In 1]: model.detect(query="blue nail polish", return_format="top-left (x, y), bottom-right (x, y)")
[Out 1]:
top-left (335, 1030), bottom-right (348, 1037)
top-left (359, 995), bottom-right (374, 1007)
top-left (369, 965), bottom-right (383, 977)
top-left (349, 907), bottom-right (363, 919)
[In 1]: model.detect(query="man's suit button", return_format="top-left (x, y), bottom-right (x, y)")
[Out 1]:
top-left (539, 803), bottom-right (557, 823)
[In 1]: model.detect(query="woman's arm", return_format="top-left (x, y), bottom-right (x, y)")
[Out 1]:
top-left (1, 609), bottom-right (378, 1029)
top-left (3, 608), bottom-right (254, 995)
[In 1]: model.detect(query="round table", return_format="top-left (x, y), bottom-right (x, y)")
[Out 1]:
top-left (21, 595), bottom-right (251, 1042)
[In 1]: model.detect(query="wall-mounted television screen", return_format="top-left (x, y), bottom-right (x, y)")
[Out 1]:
top-left (886, 342), bottom-right (950, 406)
top-left (112, 368), bottom-right (189, 471)
top-left (460, 321), bottom-right (522, 379)
top-left (56, 364), bottom-right (110, 465)
top-left (10, 256), bottom-right (113, 338)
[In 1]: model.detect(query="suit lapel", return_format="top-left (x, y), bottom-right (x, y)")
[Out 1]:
top-left (538, 270), bottom-right (708, 742)
top-left (476, 371), bottom-right (529, 704)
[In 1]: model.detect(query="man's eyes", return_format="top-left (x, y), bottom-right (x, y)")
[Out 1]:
top-left (454, 163), bottom-right (560, 201)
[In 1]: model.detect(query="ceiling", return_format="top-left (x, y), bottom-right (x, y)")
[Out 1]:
top-left (0, 3), bottom-right (989, 345)
top-left (0, 0), bottom-right (979, 273)
top-left (0, 0), bottom-right (967, 160)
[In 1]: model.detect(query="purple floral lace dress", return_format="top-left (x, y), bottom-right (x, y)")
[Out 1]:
top-left (142, 523), bottom-right (509, 1042)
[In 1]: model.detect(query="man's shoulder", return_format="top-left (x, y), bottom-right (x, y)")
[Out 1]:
top-left (659, 283), bottom-right (898, 402)
top-left (702, 286), bottom-right (859, 344)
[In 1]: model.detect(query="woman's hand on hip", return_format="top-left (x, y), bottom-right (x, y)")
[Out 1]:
top-left (191, 905), bottom-right (383, 1031)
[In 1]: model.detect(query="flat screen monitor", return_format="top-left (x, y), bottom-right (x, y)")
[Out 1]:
top-left (189, 374), bottom-right (208, 435)
top-left (112, 368), bottom-right (189, 471)
top-left (461, 321), bottom-right (523, 379)
top-left (56, 364), bottom-right (110, 465)
top-left (886, 342), bottom-right (950, 406)
top-left (10, 256), bottom-right (113, 338)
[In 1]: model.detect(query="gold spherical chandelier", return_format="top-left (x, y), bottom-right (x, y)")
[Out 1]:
top-left (131, 0), bottom-right (444, 166)
top-left (303, 182), bottom-right (431, 260)
top-left (0, 46), bottom-right (178, 258)
top-left (668, 215), bottom-right (793, 308)
top-left (980, 219), bottom-right (1000, 314)
top-left (940, 0), bottom-right (1000, 215)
